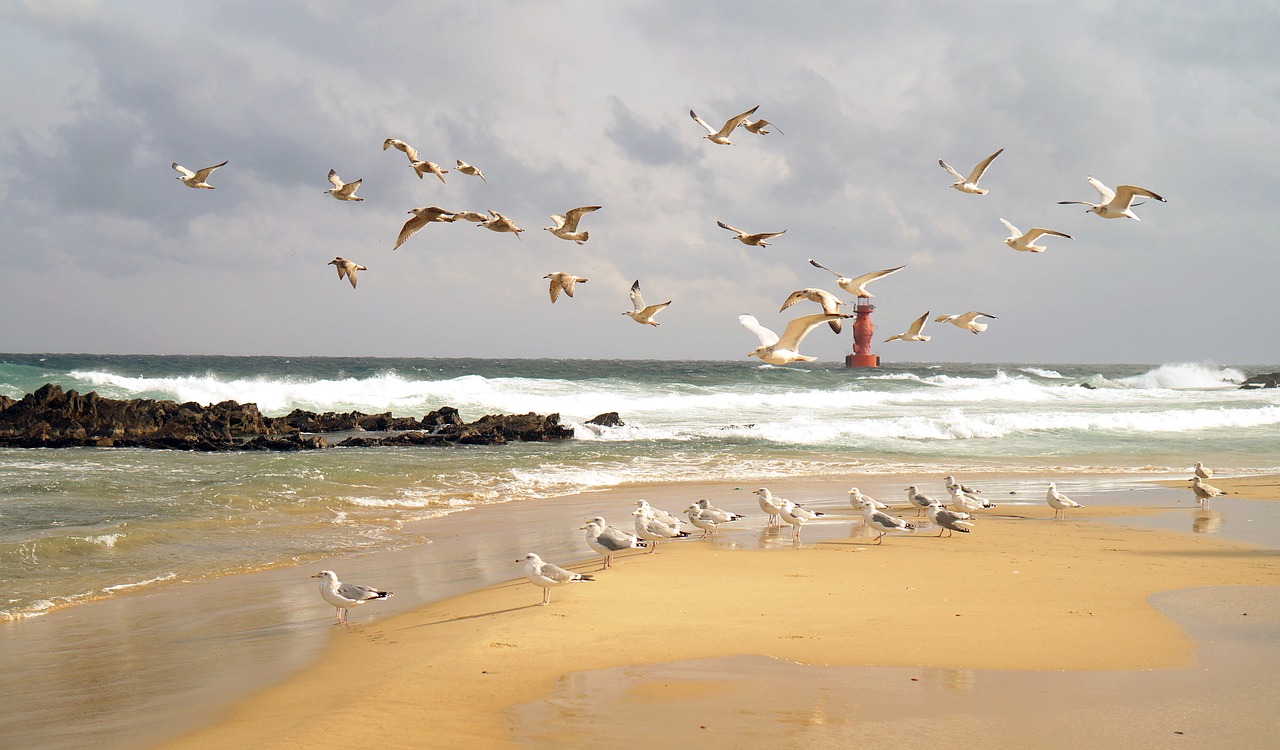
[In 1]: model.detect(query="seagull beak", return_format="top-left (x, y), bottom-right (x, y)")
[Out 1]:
top-left (310, 573), bottom-right (322, 578)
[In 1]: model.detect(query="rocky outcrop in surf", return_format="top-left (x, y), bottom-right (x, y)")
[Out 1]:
top-left (1239, 372), bottom-right (1280, 389)
top-left (0, 384), bottom-right (579, 450)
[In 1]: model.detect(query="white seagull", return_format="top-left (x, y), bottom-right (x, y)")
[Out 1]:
top-left (1193, 462), bottom-right (1213, 480)
top-left (778, 499), bottom-right (824, 542)
top-left (382, 138), bottom-right (420, 163)
top-left (1000, 218), bottom-right (1071, 253)
top-left (519, 552), bottom-right (593, 605)
top-left (693, 498), bottom-right (745, 524)
top-left (544, 206), bottom-right (601, 244)
top-left (324, 169), bottom-right (363, 201)
top-left (943, 475), bottom-right (984, 496)
top-left (947, 484), bottom-right (994, 513)
top-left (857, 498), bottom-right (914, 544)
top-left (1189, 476), bottom-right (1224, 503)
top-left (449, 210), bottom-right (490, 223)
top-left (632, 507), bottom-right (690, 553)
top-left (926, 503), bottom-right (975, 537)
top-left (904, 485), bottom-right (937, 517)
top-left (689, 104), bottom-right (760, 145)
top-left (935, 311), bottom-right (998, 334)
top-left (808, 259), bottom-right (908, 299)
top-left (411, 160), bottom-right (449, 183)
top-left (394, 206), bottom-right (457, 250)
top-left (478, 210), bottom-right (525, 239)
top-left (684, 505), bottom-right (722, 538)
top-left (779, 288), bottom-right (847, 333)
top-left (740, 312), bottom-right (852, 365)
top-left (1058, 177), bottom-right (1166, 220)
top-left (754, 488), bottom-right (785, 527)
top-left (884, 312), bottom-right (931, 343)
top-left (544, 272), bottom-right (588, 303)
top-left (938, 148), bottom-right (1003, 194)
top-left (172, 160), bottom-right (228, 189)
top-left (739, 118), bottom-right (783, 135)
top-left (583, 516), bottom-right (647, 569)
top-left (623, 280), bottom-right (671, 326)
top-left (311, 570), bottom-right (391, 624)
top-left (327, 257), bottom-right (366, 289)
top-left (717, 220), bottom-right (786, 248)
top-left (455, 160), bottom-right (486, 182)
top-left (1047, 482), bottom-right (1083, 519)
top-left (848, 487), bottom-right (888, 511)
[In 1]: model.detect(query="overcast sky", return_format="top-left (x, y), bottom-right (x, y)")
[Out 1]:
top-left (2, 1), bottom-right (1277, 364)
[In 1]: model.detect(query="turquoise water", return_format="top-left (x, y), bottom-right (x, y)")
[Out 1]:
top-left (1, 353), bottom-right (1277, 620)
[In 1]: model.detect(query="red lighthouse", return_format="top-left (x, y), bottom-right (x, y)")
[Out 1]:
top-left (844, 297), bottom-right (880, 368)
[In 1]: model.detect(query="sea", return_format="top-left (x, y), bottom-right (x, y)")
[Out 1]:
top-left (2, 353), bottom-right (1278, 623)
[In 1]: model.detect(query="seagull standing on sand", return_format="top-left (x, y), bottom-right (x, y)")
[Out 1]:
top-left (935, 312), bottom-right (998, 334)
top-left (394, 206), bottom-right (457, 250)
top-left (943, 475), bottom-right (984, 496)
top-left (1193, 462), bottom-right (1213, 480)
top-left (1000, 219), bottom-right (1071, 253)
top-left (717, 220), bottom-right (786, 248)
top-left (740, 312), bottom-right (852, 365)
top-left (780, 288), bottom-right (847, 333)
top-left (382, 138), bottom-right (420, 163)
top-left (324, 169), bottom-right (363, 201)
top-left (808, 260), bottom-right (908, 299)
top-left (632, 508), bottom-right (690, 553)
top-left (1190, 476), bottom-right (1224, 503)
top-left (623, 280), bottom-right (671, 326)
top-left (311, 570), bottom-right (391, 624)
top-left (858, 498), bottom-right (914, 544)
top-left (778, 499), bottom-right (823, 542)
top-left (948, 484), bottom-right (994, 513)
top-left (455, 160), bottom-right (486, 182)
top-left (581, 519), bottom-right (645, 570)
top-left (519, 552), bottom-right (593, 605)
top-left (1058, 177), bottom-right (1166, 220)
top-left (938, 148), bottom-right (1003, 194)
top-left (755, 488), bottom-right (784, 526)
top-left (544, 272), bottom-right (588, 303)
top-left (172, 160), bottom-right (228, 189)
top-left (739, 118), bottom-right (783, 135)
top-left (411, 160), bottom-right (449, 183)
top-left (693, 498), bottom-right (744, 524)
top-left (327, 257), bottom-right (366, 289)
top-left (544, 206), bottom-right (601, 244)
top-left (848, 487), bottom-right (888, 510)
top-left (635, 499), bottom-right (682, 529)
top-left (684, 505), bottom-right (721, 538)
top-left (904, 486), bottom-right (937, 517)
top-left (689, 105), bottom-right (760, 145)
top-left (478, 210), bottom-right (525, 239)
top-left (1047, 482), bottom-right (1083, 519)
top-left (884, 312), bottom-right (931, 343)
top-left (926, 503), bottom-right (975, 537)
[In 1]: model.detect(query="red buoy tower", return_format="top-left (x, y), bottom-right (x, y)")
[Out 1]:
top-left (844, 297), bottom-right (880, 368)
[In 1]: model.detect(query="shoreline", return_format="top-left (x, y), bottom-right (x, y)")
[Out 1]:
top-left (156, 474), bottom-right (1280, 749)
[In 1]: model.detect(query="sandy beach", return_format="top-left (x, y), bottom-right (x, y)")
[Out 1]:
top-left (155, 474), bottom-right (1280, 749)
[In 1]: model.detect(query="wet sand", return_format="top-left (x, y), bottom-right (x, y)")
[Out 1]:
top-left (155, 475), bottom-right (1280, 749)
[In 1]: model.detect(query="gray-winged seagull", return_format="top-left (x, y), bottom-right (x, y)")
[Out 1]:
top-left (172, 160), bottom-right (228, 189)
top-left (311, 570), bottom-right (391, 624)
top-left (327, 257), bottom-right (366, 289)
top-left (690, 105), bottom-right (760, 145)
top-left (519, 552), bottom-right (593, 605)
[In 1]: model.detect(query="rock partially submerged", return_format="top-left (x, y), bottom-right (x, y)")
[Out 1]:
top-left (0, 384), bottom-right (580, 451)
top-left (1239, 372), bottom-right (1280, 389)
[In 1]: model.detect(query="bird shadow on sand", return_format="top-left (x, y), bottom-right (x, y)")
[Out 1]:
top-left (396, 603), bottom-right (544, 631)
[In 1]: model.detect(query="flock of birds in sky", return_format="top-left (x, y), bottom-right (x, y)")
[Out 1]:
top-left (309, 461), bottom-right (1222, 618)
top-left (172, 101), bottom-right (1166, 365)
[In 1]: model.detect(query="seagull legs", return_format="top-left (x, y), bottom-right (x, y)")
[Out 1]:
top-left (541, 588), bottom-right (551, 606)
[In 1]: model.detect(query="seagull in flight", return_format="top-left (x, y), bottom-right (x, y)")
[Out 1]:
top-left (1058, 177), bottom-right (1166, 220)
top-left (382, 138), bottom-right (420, 163)
top-left (544, 205), bottom-right (601, 244)
top-left (544, 272), bottom-right (588, 303)
top-left (717, 220), bottom-right (785, 248)
top-left (739, 118), bottom-right (783, 135)
top-left (411, 160), bottom-right (449, 183)
top-left (938, 148), bottom-right (1003, 194)
top-left (689, 105), bottom-right (760, 145)
top-left (449, 210), bottom-right (490, 223)
top-left (884, 312), bottom-right (931, 342)
top-left (455, 160), bottom-right (487, 182)
top-left (1000, 219), bottom-right (1071, 253)
top-left (808, 259), bottom-right (907, 298)
top-left (623, 280), bottom-right (671, 326)
top-left (779, 288), bottom-right (847, 333)
top-left (935, 311), bottom-right (998, 334)
top-left (478, 210), bottom-right (525, 239)
top-left (740, 312), bottom-right (852, 365)
top-left (394, 206), bottom-right (457, 250)
top-left (172, 160), bottom-right (228, 189)
top-left (324, 169), bottom-right (363, 201)
top-left (327, 257), bottom-right (367, 289)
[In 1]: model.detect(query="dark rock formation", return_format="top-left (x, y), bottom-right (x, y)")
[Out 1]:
top-left (0, 383), bottom-right (583, 450)
top-left (1239, 372), bottom-right (1280, 389)
top-left (586, 412), bottom-right (625, 427)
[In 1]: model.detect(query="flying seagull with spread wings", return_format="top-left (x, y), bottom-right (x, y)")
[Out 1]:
top-left (740, 312), bottom-right (852, 364)
top-left (808, 259), bottom-right (907, 298)
top-left (1000, 219), bottom-right (1071, 253)
top-left (544, 205), bottom-right (601, 244)
top-left (623, 280), bottom-right (671, 326)
top-left (689, 105), bottom-right (760, 145)
top-left (1058, 177), bottom-right (1166, 220)
top-left (717, 220), bottom-right (785, 248)
top-left (938, 148), bottom-right (1003, 194)
top-left (172, 160), bottom-right (228, 189)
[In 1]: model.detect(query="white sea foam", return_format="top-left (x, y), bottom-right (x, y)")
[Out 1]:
top-left (101, 572), bottom-right (177, 593)
top-left (1115, 363), bottom-right (1246, 389)
top-left (1018, 367), bottom-right (1066, 378)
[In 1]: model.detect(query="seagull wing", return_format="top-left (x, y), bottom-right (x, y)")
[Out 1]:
top-left (537, 561), bottom-right (576, 584)
top-left (689, 109), bottom-right (716, 135)
top-left (562, 205), bottom-right (601, 232)
top-left (327, 169), bottom-right (344, 189)
top-left (629, 280), bottom-right (645, 311)
top-left (966, 147), bottom-right (1003, 184)
top-left (716, 220), bottom-right (743, 236)
top-left (171, 163), bottom-right (195, 179)
top-left (848, 264), bottom-right (907, 290)
top-left (394, 214), bottom-right (429, 250)
top-left (1087, 177), bottom-right (1116, 204)
top-left (776, 312), bottom-right (844, 350)
top-left (394, 140), bottom-right (419, 162)
top-left (938, 159), bottom-right (965, 181)
top-left (548, 275), bottom-right (564, 303)
top-left (779, 289), bottom-right (810, 312)
top-left (1113, 184), bottom-right (1165, 209)
top-left (959, 311), bottom-right (998, 323)
top-left (747, 230), bottom-right (787, 242)
top-left (340, 179), bottom-right (361, 197)
top-left (717, 105), bottom-right (760, 138)
top-left (547, 214), bottom-right (567, 229)
top-left (808, 258), bottom-right (844, 278)
top-left (999, 218), bottom-right (1020, 236)
top-left (192, 161), bottom-right (228, 181)
top-left (336, 582), bottom-right (384, 602)
top-left (641, 301), bottom-right (671, 317)
top-left (1022, 228), bottom-right (1072, 241)
top-left (738, 314), bottom-right (779, 347)
top-left (906, 312), bottom-right (930, 336)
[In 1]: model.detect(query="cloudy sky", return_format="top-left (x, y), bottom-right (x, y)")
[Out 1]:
top-left (2, 1), bottom-right (1277, 364)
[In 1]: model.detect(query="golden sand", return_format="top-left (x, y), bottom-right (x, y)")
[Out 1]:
top-left (163, 478), bottom-right (1280, 749)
